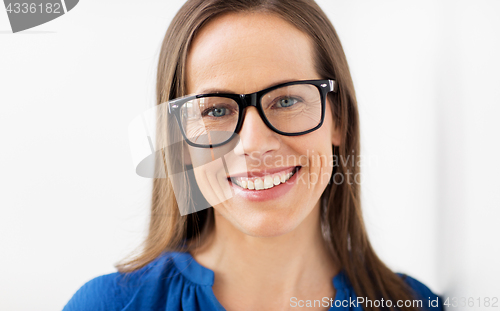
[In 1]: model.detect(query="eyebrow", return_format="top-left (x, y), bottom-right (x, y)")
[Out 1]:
top-left (198, 87), bottom-right (235, 94)
top-left (197, 78), bottom-right (300, 95)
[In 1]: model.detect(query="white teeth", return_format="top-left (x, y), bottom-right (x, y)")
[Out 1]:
top-left (254, 178), bottom-right (264, 190)
top-left (280, 173), bottom-right (287, 183)
top-left (231, 168), bottom-right (298, 191)
top-left (263, 176), bottom-right (274, 189)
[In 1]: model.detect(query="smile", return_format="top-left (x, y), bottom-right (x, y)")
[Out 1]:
top-left (229, 166), bottom-right (301, 190)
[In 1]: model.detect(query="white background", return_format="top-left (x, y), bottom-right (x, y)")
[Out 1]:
top-left (1, 1), bottom-right (499, 310)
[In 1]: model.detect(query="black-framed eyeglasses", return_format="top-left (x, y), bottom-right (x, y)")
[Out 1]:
top-left (168, 79), bottom-right (337, 148)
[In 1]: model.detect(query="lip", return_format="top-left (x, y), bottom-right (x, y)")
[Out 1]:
top-left (228, 166), bottom-right (298, 178)
top-left (228, 166), bottom-right (301, 202)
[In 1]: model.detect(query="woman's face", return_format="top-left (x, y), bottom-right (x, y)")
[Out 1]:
top-left (186, 12), bottom-right (341, 237)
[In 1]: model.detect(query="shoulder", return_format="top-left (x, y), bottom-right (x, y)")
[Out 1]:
top-left (62, 272), bottom-right (127, 311)
top-left (62, 252), bottom-right (180, 311)
top-left (397, 273), bottom-right (444, 311)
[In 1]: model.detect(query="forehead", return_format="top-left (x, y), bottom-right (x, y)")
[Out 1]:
top-left (186, 12), bottom-right (319, 95)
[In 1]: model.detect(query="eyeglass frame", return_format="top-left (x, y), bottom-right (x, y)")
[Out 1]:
top-left (168, 79), bottom-right (337, 148)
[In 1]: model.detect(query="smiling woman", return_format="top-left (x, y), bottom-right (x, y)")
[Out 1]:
top-left (63, 1), bottom-right (442, 311)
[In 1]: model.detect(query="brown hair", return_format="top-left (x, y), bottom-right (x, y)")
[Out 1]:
top-left (117, 1), bottom-right (419, 310)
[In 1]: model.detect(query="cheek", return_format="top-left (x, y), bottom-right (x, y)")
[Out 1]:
top-left (187, 144), bottom-right (250, 209)
top-left (289, 117), bottom-right (334, 158)
top-left (304, 146), bottom-right (334, 191)
top-left (286, 116), bottom-right (335, 190)
top-left (192, 160), bottom-right (234, 207)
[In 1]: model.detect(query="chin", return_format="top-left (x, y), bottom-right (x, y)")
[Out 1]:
top-left (217, 205), bottom-right (305, 238)
top-left (240, 220), bottom-right (299, 238)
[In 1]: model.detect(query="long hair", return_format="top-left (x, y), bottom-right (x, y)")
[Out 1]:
top-left (117, 1), bottom-right (419, 310)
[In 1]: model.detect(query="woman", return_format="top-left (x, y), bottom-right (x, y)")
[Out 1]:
top-left (64, 0), bottom-right (443, 310)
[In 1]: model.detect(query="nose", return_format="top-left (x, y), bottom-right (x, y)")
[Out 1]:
top-left (233, 106), bottom-right (280, 158)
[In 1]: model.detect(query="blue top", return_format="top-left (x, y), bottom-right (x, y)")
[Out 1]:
top-left (63, 252), bottom-right (443, 311)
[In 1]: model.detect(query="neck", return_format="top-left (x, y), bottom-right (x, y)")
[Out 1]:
top-left (191, 201), bottom-right (338, 310)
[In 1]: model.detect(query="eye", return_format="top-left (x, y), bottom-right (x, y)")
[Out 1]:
top-left (275, 97), bottom-right (299, 108)
top-left (207, 107), bottom-right (228, 117)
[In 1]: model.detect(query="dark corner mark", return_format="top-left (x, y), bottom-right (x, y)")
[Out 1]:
top-left (3, 0), bottom-right (79, 33)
